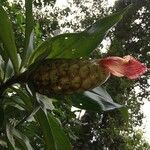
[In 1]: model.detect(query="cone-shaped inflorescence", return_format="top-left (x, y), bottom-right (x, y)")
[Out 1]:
top-left (29, 59), bottom-right (110, 96)
top-left (27, 56), bottom-right (147, 96)
top-left (0, 56), bottom-right (146, 97)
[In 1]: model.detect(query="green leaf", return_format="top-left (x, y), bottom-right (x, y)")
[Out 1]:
top-left (47, 113), bottom-right (72, 150)
top-left (36, 108), bottom-right (56, 150)
top-left (28, 37), bottom-right (52, 65)
top-left (71, 93), bottom-right (103, 112)
top-left (11, 87), bottom-right (33, 112)
top-left (0, 5), bottom-right (19, 73)
top-left (52, 6), bottom-right (131, 59)
top-left (3, 96), bottom-right (26, 111)
top-left (36, 108), bottom-right (72, 150)
top-left (47, 32), bottom-right (92, 59)
top-left (4, 59), bottom-right (14, 81)
top-left (0, 43), bottom-right (9, 62)
top-left (12, 128), bottom-right (34, 150)
top-left (0, 55), bottom-right (5, 82)
top-left (0, 106), bottom-right (4, 128)
top-left (6, 123), bottom-right (33, 150)
top-left (21, 0), bottom-right (34, 67)
top-left (71, 86), bottom-right (122, 112)
top-left (0, 139), bottom-right (7, 148)
top-left (29, 5), bottom-right (131, 64)
top-left (36, 93), bottom-right (55, 110)
top-left (6, 124), bottom-right (17, 150)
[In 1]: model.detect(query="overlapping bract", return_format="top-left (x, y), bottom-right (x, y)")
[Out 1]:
top-left (99, 55), bottom-right (147, 79)
top-left (30, 55), bottom-right (147, 96)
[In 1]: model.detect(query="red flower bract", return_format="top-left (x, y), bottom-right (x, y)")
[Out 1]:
top-left (99, 55), bottom-right (147, 79)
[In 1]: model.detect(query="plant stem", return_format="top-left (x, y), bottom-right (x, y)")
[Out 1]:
top-left (15, 106), bottom-right (40, 128)
top-left (0, 71), bottom-right (29, 97)
top-left (0, 60), bottom-right (42, 97)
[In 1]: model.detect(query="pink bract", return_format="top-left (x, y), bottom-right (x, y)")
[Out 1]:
top-left (99, 55), bottom-right (147, 79)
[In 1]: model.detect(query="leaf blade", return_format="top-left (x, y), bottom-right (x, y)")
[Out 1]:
top-left (12, 128), bottom-right (34, 150)
top-left (36, 108), bottom-right (72, 150)
top-left (0, 6), bottom-right (19, 73)
top-left (71, 86), bottom-right (122, 112)
top-left (36, 108), bottom-right (56, 150)
top-left (21, 0), bottom-right (34, 67)
top-left (29, 5), bottom-right (132, 64)
top-left (6, 124), bottom-right (17, 150)
top-left (47, 113), bottom-right (72, 150)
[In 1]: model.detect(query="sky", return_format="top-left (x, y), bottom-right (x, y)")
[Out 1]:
top-left (141, 100), bottom-right (150, 141)
top-left (55, 0), bottom-right (116, 8)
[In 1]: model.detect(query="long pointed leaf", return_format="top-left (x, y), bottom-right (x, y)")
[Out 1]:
top-left (0, 55), bottom-right (5, 82)
top-left (36, 108), bottom-right (56, 150)
top-left (12, 128), bottom-right (34, 150)
top-left (6, 123), bottom-right (33, 150)
top-left (0, 6), bottom-right (19, 73)
top-left (6, 124), bottom-right (17, 150)
top-left (36, 108), bottom-right (72, 150)
top-left (71, 86), bottom-right (122, 112)
top-left (51, 5), bottom-right (132, 59)
top-left (21, 0), bottom-right (34, 67)
top-left (47, 113), bottom-right (72, 150)
top-left (0, 106), bottom-right (4, 129)
top-left (29, 5), bottom-right (132, 64)
top-left (11, 87), bottom-right (33, 111)
top-left (28, 37), bottom-right (52, 65)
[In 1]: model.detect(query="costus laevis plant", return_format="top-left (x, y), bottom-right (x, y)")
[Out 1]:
top-left (0, 55), bottom-right (147, 97)
top-left (25, 55), bottom-right (147, 96)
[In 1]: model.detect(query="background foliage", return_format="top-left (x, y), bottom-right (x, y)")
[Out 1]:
top-left (0, 0), bottom-right (150, 149)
